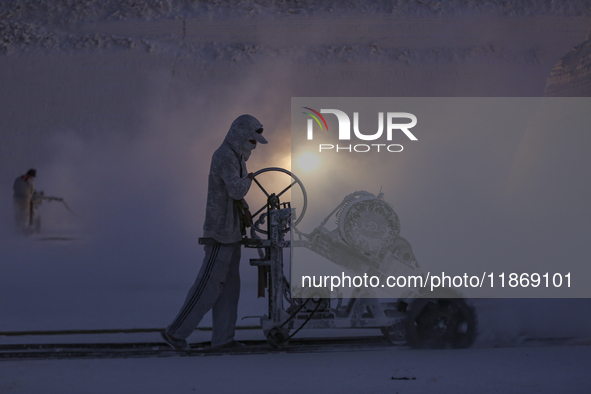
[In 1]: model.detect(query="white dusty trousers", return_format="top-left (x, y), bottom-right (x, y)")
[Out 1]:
top-left (13, 199), bottom-right (30, 234)
top-left (166, 242), bottom-right (241, 347)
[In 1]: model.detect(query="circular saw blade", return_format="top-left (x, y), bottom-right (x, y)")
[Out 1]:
top-left (339, 198), bottom-right (400, 253)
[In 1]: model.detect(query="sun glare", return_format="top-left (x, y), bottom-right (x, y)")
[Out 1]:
top-left (297, 152), bottom-right (320, 171)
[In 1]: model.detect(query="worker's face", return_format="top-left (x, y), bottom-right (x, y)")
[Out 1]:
top-left (242, 139), bottom-right (257, 161)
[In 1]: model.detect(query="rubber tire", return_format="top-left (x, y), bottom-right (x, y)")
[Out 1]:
top-left (266, 327), bottom-right (290, 349)
top-left (405, 297), bottom-right (477, 349)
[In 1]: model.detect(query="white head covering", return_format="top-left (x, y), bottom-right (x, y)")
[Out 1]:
top-left (224, 114), bottom-right (267, 161)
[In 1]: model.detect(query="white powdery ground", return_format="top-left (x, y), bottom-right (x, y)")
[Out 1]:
top-left (1, 345), bottom-right (590, 393)
top-left (1, 1), bottom-right (591, 392)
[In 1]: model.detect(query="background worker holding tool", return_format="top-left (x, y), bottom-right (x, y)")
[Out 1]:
top-left (162, 114), bottom-right (268, 351)
top-left (12, 168), bottom-right (76, 235)
top-left (12, 168), bottom-right (37, 234)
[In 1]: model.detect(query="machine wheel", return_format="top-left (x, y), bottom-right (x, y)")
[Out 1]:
top-left (380, 320), bottom-right (406, 344)
top-left (266, 327), bottom-right (290, 349)
top-left (249, 167), bottom-right (307, 235)
top-left (405, 298), bottom-right (477, 349)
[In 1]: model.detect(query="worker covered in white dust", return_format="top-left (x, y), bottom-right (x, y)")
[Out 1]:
top-left (13, 169), bottom-right (37, 234)
top-left (162, 114), bottom-right (267, 350)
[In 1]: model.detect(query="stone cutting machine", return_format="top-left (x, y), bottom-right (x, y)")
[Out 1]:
top-left (243, 168), bottom-right (477, 349)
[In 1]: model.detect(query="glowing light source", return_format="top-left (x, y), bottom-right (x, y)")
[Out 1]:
top-left (297, 152), bottom-right (320, 171)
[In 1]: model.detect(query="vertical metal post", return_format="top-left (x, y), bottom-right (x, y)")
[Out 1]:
top-left (268, 208), bottom-right (283, 326)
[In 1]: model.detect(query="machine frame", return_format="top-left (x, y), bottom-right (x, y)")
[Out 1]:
top-left (241, 168), bottom-right (477, 349)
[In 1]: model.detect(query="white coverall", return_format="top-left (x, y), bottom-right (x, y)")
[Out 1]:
top-left (166, 114), bottom-right (267, 346)
top-left (13, 174), bottom-right (35, 233)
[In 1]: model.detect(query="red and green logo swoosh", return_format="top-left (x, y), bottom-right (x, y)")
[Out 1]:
top-left (302, 107), bottom-right (329, 131)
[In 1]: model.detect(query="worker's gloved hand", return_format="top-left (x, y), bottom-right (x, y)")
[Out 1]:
top-left (243, 209), bottom-right (253, 228)
top-left (247, 173), bottom-right (255, 181)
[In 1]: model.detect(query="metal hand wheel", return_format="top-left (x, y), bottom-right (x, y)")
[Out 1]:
top-left (248, 167), bottom-right (307, 235)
